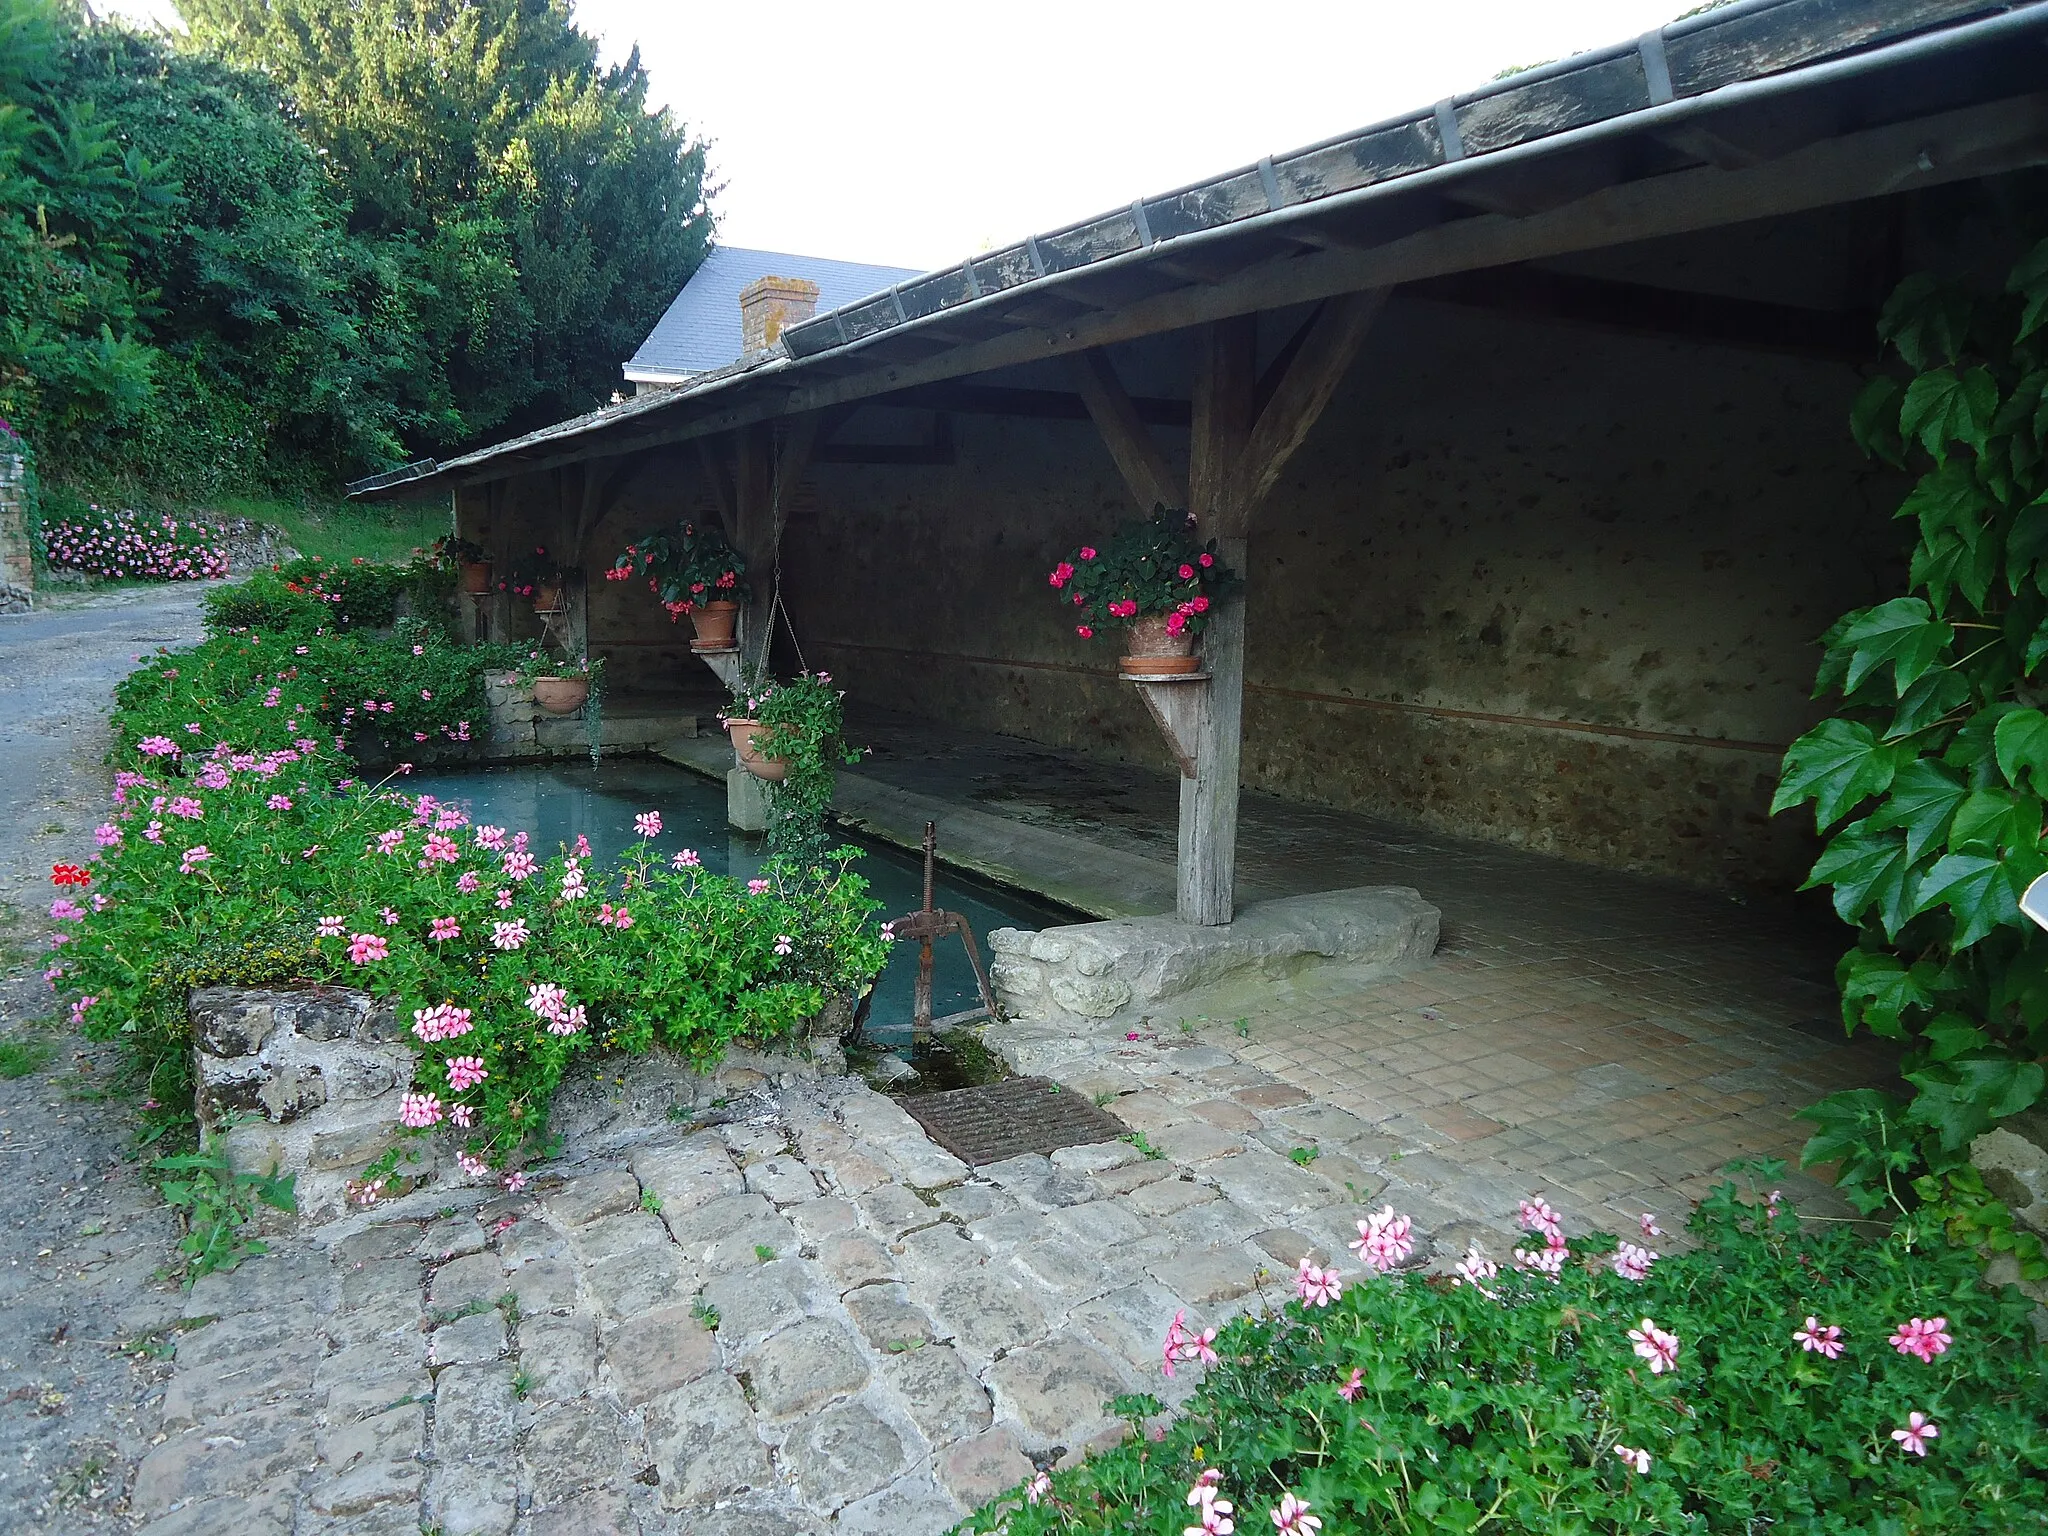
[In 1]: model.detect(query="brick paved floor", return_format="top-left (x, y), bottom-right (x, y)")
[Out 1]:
top-left (857, 706), bottom-right (1903, 1231)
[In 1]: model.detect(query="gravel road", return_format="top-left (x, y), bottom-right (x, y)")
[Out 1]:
top-left (0, 585), bottom-right (208, 1531)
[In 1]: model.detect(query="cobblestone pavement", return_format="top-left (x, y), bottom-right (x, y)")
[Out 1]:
top-left (133, 1041), bottom-right (1435, 1536)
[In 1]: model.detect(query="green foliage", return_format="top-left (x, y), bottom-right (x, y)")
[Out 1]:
top-left (0, 1036), bottom-right (55, 1078)
top-left (966, 1181), bottom-right (2048, 1535)
top-left (153, 1140), bottom-right (296, 1283)
top-left (54, 557), bottom-right (892, 1173)
top-left (181, 0), bottom-right (713, 448)
top-left (610, 519), bottom-right (750, 612)
top-left (1, 0), bottom-right (711, 494)
top-left (1777, 241), bottom-right (2048, 1219)
top-left (738, 670), bottom-right (862, 868)
top-left (1049, 504), bottom-right (1239, 638)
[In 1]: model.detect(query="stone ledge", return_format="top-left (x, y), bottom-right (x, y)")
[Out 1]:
top-left (987, 886), bottom-right (1441, 1022)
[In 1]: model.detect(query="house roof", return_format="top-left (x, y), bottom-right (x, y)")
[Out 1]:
top-left (624, 245), bottom-right (921, 381)
top-left (351, 0), bottom-right (2048, 501)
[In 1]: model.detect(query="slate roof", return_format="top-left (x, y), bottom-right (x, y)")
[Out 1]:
top-left (624, 245), bottom-right (921, 380)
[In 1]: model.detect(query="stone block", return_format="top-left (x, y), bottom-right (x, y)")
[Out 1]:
top-left (548, 1167), bottom-right (643, 1228)
top-left (584, 1244), bottom-right (693, 1320)
top-left (524, 1402), bottom-right (628, 1504)
top-left (1206, 1145), bottom-right (1343, 1221)
top-left (1051, 1139), bottom-right (1143, 1175)
top-left (1190, 1098), bottom-right (1263, 1133)
top-left (306, 1401), bottom-right (426, 1516)
top-left (430, 1364), bottom-right (518, 1460)
top-left (783, 1402), bottom-right (910, 1511)
top-left (429, 1250), bottom-right (509, 1314)
top-left (423, 1457), bottom-right (518, 1536)
top-left (744, 1155), bottom-right (822, 1206)
top-left (845, 1283), bottom-right (937, 1352)
top-left (603, 1303), bottom-right (719, 1405)
top-left (189, 988), bottom-right (278, 1057)
top-left (818, 1233), bottom-right (899, 1292)
top-left (937, 1424), bottom-right (1036, 1510)
top-left (1122, 1175), bottom-right (1218, 1218)
top-left (1147, 1246), bottom-right (1262, 1306)
top-left (575, 1211), bottom-right (669, 1265)
top-left (736, 1317), bottom-right (869, 1418)
top-left (1091, 1159), bottom-right (1175, 1196)
top-left (530, 1485), bottom-right (640, 1536)
top-left (1068, 1281), bottom-right (1200, 1374)
top-left (130, 1403), bottom-right (317, 1513)
top-left (787, 1195), bottom-right (860, 1244)
top-left (1111, 1092), bottom-right (1192, 1134)
top-left (728, 766), bottom-right (771, 832)
top-left (643, 1369), bottom-right (765, 1509)
top-left (881, 1340), bottom-right (991, 1448)
top-left (895, 1222), bottom-right (988, 1286)
top-left (1152, 1121), bottom-right (1245, 1164)
top-left (832, 1474), bottom-right (967, 1536)
top-left (162, 1335), bottom-right (322, 1425)
top-left (507, 1256), bottom-right (578, 1315)
top-left (993, 887), bottom-right (1440, 1022)
top-left (518, 1312), bottom-right (598, 1402)
top-left (920, 1269), bottom-right (1046, 1360)
top-left (430, 1308), bottom-right (507, 1368)
top-left (702, 1260), bottom-right (810, 1348)
top-left (132, 1491), bottom-right (296, 1536)
top-left (987, 1335), bottom-right (1132, 1441)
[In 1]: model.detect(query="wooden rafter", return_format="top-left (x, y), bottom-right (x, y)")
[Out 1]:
top-left (1237, 287), bottom-right (1388, 514)
top-left (1067, 349), bottom-right (1184, 513)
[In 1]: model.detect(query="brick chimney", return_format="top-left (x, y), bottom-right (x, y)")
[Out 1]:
top-left (738, 275), bottom-right (821, 355)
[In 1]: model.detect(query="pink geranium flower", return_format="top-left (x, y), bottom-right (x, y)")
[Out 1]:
top-left (1453, 1244), bottom-right (1499, 1291)
top-left (1295, 1258), bottom-right (1342, 1308)
top-left (1269, 1492), bottom-right (1320, 1534)
top-left (1517, 1195), bottom-right (1562, 1239)
top-left (456, 871), bottom-right (479, 894)
top-left (634, 810), bottom-right (662, 837)
top-left (457, 1152), bottom-right (490, 1178)
top-left (491, 919), bottom-right (529, 951)
top-left (503, 850), bottom-right (536, 880)
top-left (1349, 1205), bottom-right (1414, 1272)
top-left (1794, 1316), bottom-right (1845, 1359)
top-left (1336, 1366), bottom-right (1363, 1402)
top-left (526, 982), bottom-right (567, 1019)
top-left (1628, 1318), bottom-right (1680, 1375)
top-left (446, 1056), bottom-right (488, 1091)
top-left (1612, 1444), bottom-right (1651, 1474)
top-left (672, 848), bottom-right (701, 869)
top-left (474, 825), bottom-right (507, 851)
top-left (398, 1092), bottom-right (443, 1128)
top-left (1889, 1316), bottom-right (1951, 1363)
top-left (411, 1004), bottom-right (474, 1043)
top-left (348, 933), bottom-right (388, 964)
top-left (317, 915), bottom-right (345, 937)
top-left (747, 878), bottom-right (770, 895)
top-left (429, 916), bottom-right (460, 942)
top-left (1891, 1411), bottom-right (1939, 1456)
top-left (1613, 1242), bottom-right (1657, 1281)
top-left (179, 845), bottom-right (212, 874)
top-left (1161, 1308), bottom-right (1219, 1377)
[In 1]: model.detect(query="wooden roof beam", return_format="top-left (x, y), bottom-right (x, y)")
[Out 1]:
top-left (1068, 349), bottom-right (1185, 513)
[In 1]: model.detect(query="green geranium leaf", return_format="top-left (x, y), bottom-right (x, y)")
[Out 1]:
top-left (1905, 1058), bottom-right (2046, 1150)
top-left (1773, 720), bottom-right (1903, 829)
top-left (1864, 758), bottom-right (1966, 859)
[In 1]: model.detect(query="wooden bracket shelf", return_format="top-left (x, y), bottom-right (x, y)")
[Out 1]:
top-left (1128, 672), bottom-right (1211, 778)
top-left (693, 647), bottom-right (741, 690)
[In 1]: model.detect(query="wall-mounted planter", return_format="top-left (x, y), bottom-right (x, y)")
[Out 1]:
top-left (1121, 614), bottom-right (1199, 676)
top-left (531, 676), bottom-right (590, 715)
top-left (459, 561), bottom-right (492, 595)
top-left (725, 717), bottom-right (787, 781)
top-left (690, 600), bottom-right (741, 652)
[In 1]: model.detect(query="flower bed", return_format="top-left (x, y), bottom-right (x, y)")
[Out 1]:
top-left (48, 557), bottom-right (890, 1194)
top-left (967, 1180), bottom-right (2048, 1534)
top-left (41, 503), bottom-right (231, 581)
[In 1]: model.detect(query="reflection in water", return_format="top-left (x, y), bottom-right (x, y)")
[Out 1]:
top-left (403, 759), bottom-right (1080, 1048)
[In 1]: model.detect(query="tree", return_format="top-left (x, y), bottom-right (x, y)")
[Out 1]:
top-left (179, 0), bottom-right (714, 447)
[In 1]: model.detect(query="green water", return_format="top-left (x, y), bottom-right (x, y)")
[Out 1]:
top-left (402, 759), bottom-right (1079, 1056)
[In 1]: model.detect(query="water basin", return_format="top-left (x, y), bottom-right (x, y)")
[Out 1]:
top-left (403, 759), bottom-right (1078, 1064)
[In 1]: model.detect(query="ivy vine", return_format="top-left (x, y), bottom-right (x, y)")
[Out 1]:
top-left (1778, 239), bottom-right (2048, 1275)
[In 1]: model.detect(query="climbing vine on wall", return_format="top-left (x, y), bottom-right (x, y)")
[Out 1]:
top-left (1776, 241), bottom-right (2048, 1265)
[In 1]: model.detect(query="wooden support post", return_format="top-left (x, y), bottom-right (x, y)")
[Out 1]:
top-left (732, 422), bottom-right (777, 676)
top-left (1174, 292), bottom-right (1388, 926)
top-left (1180, 318), bottom-right (1256, 927)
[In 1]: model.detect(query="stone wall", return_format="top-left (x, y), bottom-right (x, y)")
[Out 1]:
top-left (0, 451), bottom-right (32, 610)
top-left (479, 670), bottom-right (701, 760)
top-left (192, 985), bottom-right (440, 1228)
top-left (1972, 1109), bottom-right (2048, 1310)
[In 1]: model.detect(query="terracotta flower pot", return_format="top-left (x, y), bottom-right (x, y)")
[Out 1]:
top-left (459, 561), bottom-right (492, 595)
top-left (725, 717), bottom-right (787, 781)
top-left (691, 600), bottom-right (740, 652)
top-left (533, 582), bottom-right (562, 614)
top-left (531, 676), bottom-right (589, 715)
top-left (1120, 614), bottom-right (1199, 675)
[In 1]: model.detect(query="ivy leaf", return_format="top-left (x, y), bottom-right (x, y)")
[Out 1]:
top-left (1773, 720), bottom-right (1904, 829)
top-left (2007, 493), bottom-right (2048, 593)
top-left (1947, 785), bottom-right (2042, 854)
top-left (1922, 1013), bottom-right (1991, 1062)
top-left (1879, 273), bottom-right (1972, 369)
top-left (1904, 1058), bottom-right (2046, 1150)
top-left (1898, 462), bottom-right (1990, 550)
top-left (1864, 758), bottom-right (1966, 859)
top-left (1900, 367), bottom-right (2000, 463)
top-left (2008, 236), bottom-right (2048, 342)
top-left (1946, 703), bottom-right (2020, 781)
top-left (1836, 946), bottom-right (1935, 1039)
top-left (1803, 823), bottom-right (1914, 935)
top-left (1834, 597), bottom-right (1952, 696)
top-left (1994, 707), bottom-right (2048, 792)
top-left (1911, 849), bottom-right (2043, 948)
top-left (1849, 374), bottom-right (1905, 466)
top-left (1884, 667), bottom-right (1970, 743)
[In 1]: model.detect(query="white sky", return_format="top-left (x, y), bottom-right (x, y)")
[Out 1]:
top-left (104, 0), bottom-right (1695, 271)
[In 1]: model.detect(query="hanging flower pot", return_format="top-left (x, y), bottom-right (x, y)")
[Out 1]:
top-left (1121, 614), bottom-right (1200, 675)
top-left (531, 676), bottom-right (589, 715)
top-left (459, 560), bottom-right (492, 595)
top-left (533, 582), bottom-right (563, 614)
top-left (690, 600), bottom-right (740, 652)
top-left (725, 717), bottom-right (787, 781)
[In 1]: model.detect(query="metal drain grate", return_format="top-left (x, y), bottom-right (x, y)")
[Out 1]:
top-left (900, 1076), bottom-right (1128, 1166)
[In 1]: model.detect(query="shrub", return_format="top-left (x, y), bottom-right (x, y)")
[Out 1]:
top-left (967, 1178), bottom-right (2048, 1536)
top-left (52, 556), bottom-right (892, 1183)
top-left (40, 504), bottom-right (231, 581)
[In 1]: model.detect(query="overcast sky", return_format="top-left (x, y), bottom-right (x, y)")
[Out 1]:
top-left (104, 0), bottom-right (1695, 271)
